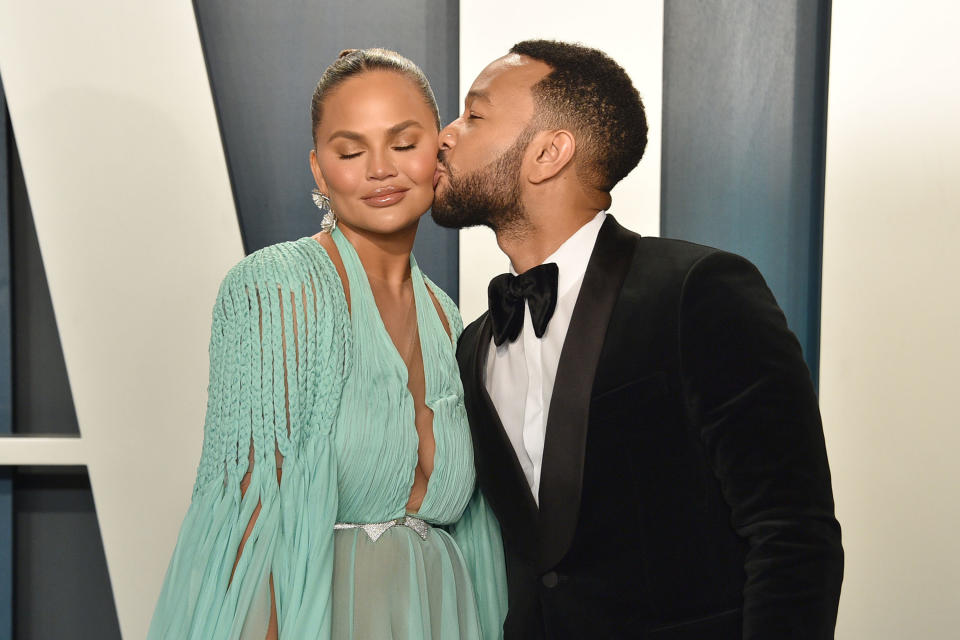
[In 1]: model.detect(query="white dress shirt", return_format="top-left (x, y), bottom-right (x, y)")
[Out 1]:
top-left (484, 210), bottom-right (607, 504)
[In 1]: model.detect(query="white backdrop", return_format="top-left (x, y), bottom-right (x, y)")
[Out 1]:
top-left (0, 1), bottom-right (243, 637)
top-left (457, 0), bottom-right (664, 322)
top-left (820, 2), bottom-right (960, 637)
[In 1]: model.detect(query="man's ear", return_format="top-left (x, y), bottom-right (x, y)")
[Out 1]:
top-left (527, 129), bottom-right (576, 184)
top-left (309, 149), bottom-right (330, 194)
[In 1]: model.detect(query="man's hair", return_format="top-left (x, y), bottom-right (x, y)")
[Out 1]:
top-left (509, 40), bottom-right (647, 192)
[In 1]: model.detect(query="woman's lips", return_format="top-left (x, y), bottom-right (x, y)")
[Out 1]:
top-left (362, 187), bottom-right (409, 208)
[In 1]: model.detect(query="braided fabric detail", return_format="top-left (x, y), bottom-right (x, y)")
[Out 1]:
top-left (191, 239), bottom-right (351, 499)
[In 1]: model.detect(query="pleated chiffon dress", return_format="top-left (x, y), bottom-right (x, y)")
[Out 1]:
top-left (149, 228), bottom-right (507, 639)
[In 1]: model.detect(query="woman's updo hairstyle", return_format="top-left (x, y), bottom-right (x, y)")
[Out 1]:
top-left (310, 48), bottom-right (441, 146)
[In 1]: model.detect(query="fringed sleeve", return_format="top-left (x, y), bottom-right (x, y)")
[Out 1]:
top-left (149, 239), bottom-right (351, 639)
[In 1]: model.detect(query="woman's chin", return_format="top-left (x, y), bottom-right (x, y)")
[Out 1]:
top-left (339, 213), bottom-right (423, 238)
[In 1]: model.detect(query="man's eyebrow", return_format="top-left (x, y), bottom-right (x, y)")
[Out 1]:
top-left (466, 89), bottom-right (492, 105)
top-left (327, 120), bottom-right (423, 143)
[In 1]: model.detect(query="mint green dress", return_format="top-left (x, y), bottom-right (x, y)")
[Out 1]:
top-left (149, 229), bottom-right (507, 639)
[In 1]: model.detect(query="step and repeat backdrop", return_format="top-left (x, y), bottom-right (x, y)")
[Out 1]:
top-left (0, 1), bottom-right (957, 638)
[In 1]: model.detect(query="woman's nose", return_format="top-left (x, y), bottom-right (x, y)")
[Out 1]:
top-left (367, 152), bottom-right (397, 180)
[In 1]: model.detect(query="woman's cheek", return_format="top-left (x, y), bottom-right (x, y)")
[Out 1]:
top-left (407, 147), bottom-right (439, 185)
top-left (322, 161), bottom-right (362, 203)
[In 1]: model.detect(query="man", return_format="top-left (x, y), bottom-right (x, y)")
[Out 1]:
top-left (432, 40), bottom-right (843, 639)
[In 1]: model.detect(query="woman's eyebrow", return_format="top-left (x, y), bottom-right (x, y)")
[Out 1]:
top-left (327, 120), bottom-right (423, 144)
top-left (327, 129), bottom-right (364, 143)
top-left (387, 120), bottom-right (423, 136)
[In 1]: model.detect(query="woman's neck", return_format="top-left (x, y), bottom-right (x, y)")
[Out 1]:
top-left (336, 220), bottom-right (418, 287)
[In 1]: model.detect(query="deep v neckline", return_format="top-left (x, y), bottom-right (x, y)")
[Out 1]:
top-left (330, 228), bottom-right (431, 379)
top-left (329, 228), bottom-right (444, 516)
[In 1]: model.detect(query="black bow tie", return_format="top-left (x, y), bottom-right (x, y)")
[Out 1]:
top-left (487, 263), bottom-right (559, 346)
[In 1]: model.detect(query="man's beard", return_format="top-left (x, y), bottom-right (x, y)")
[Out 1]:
top-left (432, 129), bottom-right (533, 233)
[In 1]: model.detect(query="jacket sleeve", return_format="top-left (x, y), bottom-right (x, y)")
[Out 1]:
top-left (678, 251), bottom-right (843, 639)
top-left (450, 487), bottom-right (509, 640)
top-left (149, 240), bottom-right (351, 639)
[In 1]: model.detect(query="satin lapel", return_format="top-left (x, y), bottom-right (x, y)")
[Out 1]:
top-left (459, 313), bottom-right (540, 561)
top-left (537, 215), bottom-right (639, 570)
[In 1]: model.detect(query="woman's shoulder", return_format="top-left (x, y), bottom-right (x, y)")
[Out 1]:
top-left (221, 235), bottom-right (337, 291)
top-left (214, 237), bottom-right (349, 330)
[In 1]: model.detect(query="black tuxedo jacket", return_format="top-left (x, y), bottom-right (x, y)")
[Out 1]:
top-left (457, 215), bottom-right (843, 639)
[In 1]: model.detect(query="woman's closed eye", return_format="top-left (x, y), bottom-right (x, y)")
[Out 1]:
top-left (338, 142), bottom-right (417, 159)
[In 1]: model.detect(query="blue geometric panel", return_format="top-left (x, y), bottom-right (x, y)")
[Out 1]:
top-left (194, 0), bottom-right (461, 299)
top-left (661, 0), bottom-right (831, 386)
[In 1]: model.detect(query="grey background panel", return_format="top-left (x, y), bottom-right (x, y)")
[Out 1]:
top-left (661, 0), bottom-right (831, 383)
top-left (1, 76), bottom-right (12, 640)
top-left (194, 0), bottom-right (461, 299)
top-left (14, 467), bottom-right (121, 640)
top-left (11, 146), bottom-right (80, 437)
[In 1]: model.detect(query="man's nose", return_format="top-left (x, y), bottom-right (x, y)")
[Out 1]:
top-left (439, 120), bottom-right (459, 150)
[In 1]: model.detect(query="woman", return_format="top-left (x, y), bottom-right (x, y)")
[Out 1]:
top-left (149, 48), bottom-right (506, 639)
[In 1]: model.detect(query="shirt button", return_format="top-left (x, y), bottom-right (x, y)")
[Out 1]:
top-left (541, 571), bottom-right (559, 588)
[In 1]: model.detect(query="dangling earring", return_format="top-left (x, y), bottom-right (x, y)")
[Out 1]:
top-left (312, 188), bottom-right (337, 233)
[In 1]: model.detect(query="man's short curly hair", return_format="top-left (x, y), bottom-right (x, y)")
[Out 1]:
top-left (509, 40), bottom-right (647, 192)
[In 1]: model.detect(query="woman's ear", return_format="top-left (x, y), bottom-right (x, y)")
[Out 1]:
top-left (527, 129), bottom-right (576, 184)
top-left (309, 149), bottom-right (329, 194)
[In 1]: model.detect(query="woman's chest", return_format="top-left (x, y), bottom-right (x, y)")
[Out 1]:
top-left (331, 348), bottom-right (475, 519)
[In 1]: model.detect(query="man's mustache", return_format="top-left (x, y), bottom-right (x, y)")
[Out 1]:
top-left (437, 150), bottom-right (452, 173)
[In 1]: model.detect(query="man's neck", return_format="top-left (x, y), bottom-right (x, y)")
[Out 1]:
top-left (496, 207), bottom-right (602, 274)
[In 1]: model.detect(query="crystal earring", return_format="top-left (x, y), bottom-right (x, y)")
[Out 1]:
top-left (312, 188), bottom-right (337, 233)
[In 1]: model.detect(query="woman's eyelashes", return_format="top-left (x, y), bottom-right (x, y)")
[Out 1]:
top-left (337, 142), bottom-right (417, 160)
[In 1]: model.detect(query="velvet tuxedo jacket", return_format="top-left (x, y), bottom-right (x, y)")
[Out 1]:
top-left (456, 215), bottom-right (843, 639)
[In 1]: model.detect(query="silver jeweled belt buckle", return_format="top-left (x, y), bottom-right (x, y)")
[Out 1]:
top-left (333, 515), bottom-right (431, 542)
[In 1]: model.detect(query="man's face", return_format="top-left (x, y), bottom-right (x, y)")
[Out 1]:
top-left (432, 55), bottom-right (551, 230)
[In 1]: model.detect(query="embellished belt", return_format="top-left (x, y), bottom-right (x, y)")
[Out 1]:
top-left (334, 515), bottom-right (431, 542)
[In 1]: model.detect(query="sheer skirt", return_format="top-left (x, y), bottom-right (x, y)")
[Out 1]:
top-left (241, 525), bottom-right (482, 639)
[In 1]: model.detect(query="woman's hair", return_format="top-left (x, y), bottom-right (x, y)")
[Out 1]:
top-left (310, 48), bottom-right (441, 146)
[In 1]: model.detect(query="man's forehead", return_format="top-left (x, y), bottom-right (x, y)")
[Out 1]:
top-left (469, 54), bottom-right (551, 99)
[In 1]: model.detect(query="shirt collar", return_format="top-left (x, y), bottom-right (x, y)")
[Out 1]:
top-left (510, 210), bottom-right (606, 297)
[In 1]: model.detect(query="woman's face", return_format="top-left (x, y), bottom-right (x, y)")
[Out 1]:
top-left (310, 70), bottom-right (440, 237)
